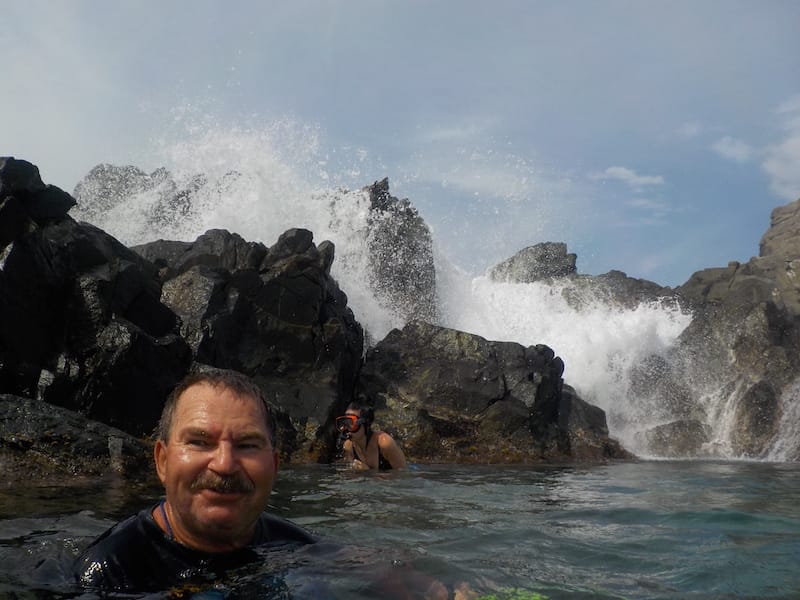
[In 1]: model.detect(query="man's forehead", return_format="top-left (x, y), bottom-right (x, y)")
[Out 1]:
top-left (174, 383), bottom-right (267, 423)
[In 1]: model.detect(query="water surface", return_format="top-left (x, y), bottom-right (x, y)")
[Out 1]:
top-left (2, 461), bottom-right (798, 599)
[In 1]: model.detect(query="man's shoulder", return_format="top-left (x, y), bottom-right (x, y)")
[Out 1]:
top-left (73, 506), bottom-right (167, 590)
top-left (255, 512), bottom-right (317, 545)
top-left (81, 508), bottom-right (154, 555)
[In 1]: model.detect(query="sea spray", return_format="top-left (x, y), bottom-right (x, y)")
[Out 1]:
top-left (435, 262), bottom-right (693, 454)
top-left (72, 120), bottom-right (695, 456)
top-left (766, 378), bottom-right (800, 462)
top-left (73, 121), bottom-right (406, 341)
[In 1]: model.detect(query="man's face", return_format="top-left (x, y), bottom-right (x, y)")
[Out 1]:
top-left (154, 382), bottom-right (279, 552)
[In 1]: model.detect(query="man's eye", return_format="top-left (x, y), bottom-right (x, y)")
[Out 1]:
top-left (187, 439), bottom-right (209, 447)
top-left (238, 442), bottom-right (263, 450)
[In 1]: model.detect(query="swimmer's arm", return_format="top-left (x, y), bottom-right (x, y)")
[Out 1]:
top-left (341, 439), bottom-right (354, 462)
top-left (378, 432), bottom-right (407, 469)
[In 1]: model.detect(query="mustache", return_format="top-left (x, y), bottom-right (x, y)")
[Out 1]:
top-left (190, 472), bottom-right (255, 494)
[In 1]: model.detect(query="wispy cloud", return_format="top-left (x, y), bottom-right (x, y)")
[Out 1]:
top-left (676, 121), bottom-right (703, 139)
top-left (627, 197), bottom-right (671, 215)
top-left (591, 166), bottom-right (665, 189)
top-left (411, 118), bottom-right (498, 144)
top-left (762, 95), bottom-right (800, 200)
top-left (711, 136), bottom-right (753, 163)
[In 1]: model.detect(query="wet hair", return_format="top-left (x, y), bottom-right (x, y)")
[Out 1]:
top-left (345, 401), bottom-right (374, 430)
top-left (157, 368), bottom-right (277, 449)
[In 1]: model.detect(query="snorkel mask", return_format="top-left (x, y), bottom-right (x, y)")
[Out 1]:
top-left (336, 414), bottom-right (365, 434)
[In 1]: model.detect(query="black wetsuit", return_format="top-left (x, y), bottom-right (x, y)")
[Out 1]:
top-left (74, 504), bottom-right (317, 593)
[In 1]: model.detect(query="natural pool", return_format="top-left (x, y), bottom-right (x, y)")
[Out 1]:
top-left (2, 460), bottom-right (799, 599)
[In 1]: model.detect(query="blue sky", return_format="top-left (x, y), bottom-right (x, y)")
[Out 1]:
top-left (3, 0), bottom-right (799, 287)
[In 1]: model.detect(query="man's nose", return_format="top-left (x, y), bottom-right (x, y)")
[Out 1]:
top-left (209, 441), bottom-right (238, 473)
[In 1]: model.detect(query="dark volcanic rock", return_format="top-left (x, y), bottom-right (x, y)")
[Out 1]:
top-left (132, 229), bottom-right (267, 280)
top-left (355, 320), bottom-right (629, 463)
top-left (489, 242), bottom-right (577, 282)
top-left (362, 178), bottom-right (437, 326)
top-left (0, 394), bottom-right (151, 479)
top-left (0, 162), bottom-right (192, 436)
top-left (488, 241), bottom-right (675, 310)
top-left (76, 165), bottom-right (438, 334)
top-left (0, 157), bottom-right (75, 234)
top-left (134, 228), bottom-right (364, 461)
top-left (651, 196), bottom-right (800, 459)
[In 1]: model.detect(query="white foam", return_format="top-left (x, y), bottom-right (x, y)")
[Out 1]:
top-left (75, 118), bottom-right (757, 457)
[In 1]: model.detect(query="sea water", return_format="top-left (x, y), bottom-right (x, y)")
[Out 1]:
top-left (26, 118), bottom-right (794, 597)
top-left (2, 461), bottom-right (799, 599)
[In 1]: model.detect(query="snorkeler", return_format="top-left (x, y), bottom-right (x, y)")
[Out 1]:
top-left (336, 402), bottom-right (407, 470)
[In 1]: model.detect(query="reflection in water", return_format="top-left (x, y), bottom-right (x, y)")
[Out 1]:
top-left (1, 462), bottom-right (799, 599)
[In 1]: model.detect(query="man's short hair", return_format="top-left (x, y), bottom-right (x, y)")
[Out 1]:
top-left (157, 369), bottom-right (277, 449)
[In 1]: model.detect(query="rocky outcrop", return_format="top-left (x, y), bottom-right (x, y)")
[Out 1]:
top-left (73, 166), bottom-right (439, 335)
top-left (489, 242), bottom-right (577, 282)
top-left (635, 198), bottom-right (800, 459)
top-left (0, 394), bottom-right (151, 480)
top-left (485, 207), bottom-right (800, 460)
top-left (488, 242), bottom-right (675, 310)
top-left (0, 157), bottom-right (364, 469)
top-left (72, 163), bottom-right (209, 237)
top-left (353, 320), bottom-right (630, 463)
top-left (0, 158), bottom-right (190, 437)
top-left (760, 198), bottom-right (800, 260)
top-left (134, 227), bottom-right (364, 461)
top-left (362, 178), bottom-right (437, 326)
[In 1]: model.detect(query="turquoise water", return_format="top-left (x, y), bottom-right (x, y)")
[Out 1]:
top-left (2, 461), bottom-right (799, 599)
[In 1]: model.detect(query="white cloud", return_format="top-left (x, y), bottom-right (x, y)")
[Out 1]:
top-left (762, 96), bottom-right (800, 200)
top-left (591, 166), bottom-right (664, 189)
top-left (711, 136), bottom-right (753, 163)
top-left (777, 94), bottom-right (800, 115)
top-left (627, 197), bottom-right (670, 214)
top-left (412, 117), bottom-right (498, 144)
top-left (676, 121), bottom-right (703, 139)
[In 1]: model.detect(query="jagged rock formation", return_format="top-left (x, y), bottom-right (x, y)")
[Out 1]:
top-left (133, 227), bottom-right (364, 461)
top-left (620, 199), bottom-right (800, 459)
top-left (72, 163), bottom-right (210, 237)
top-left (73, 166), bottom-right (439, 333)
top-left (0, 157), bottom-right (364, 474)
top-left (362, 178), bottom-right (437, 325)
top-left (485, 210), bottom-right (800, 460)
top-left (488, 241), bottom-right (675, 310)
top-left (760, 198), bottom-right (800, 260)
top-left (355, 320), bottom-right (630, 463)
top-left (488, 241), bottom-right (577, 282)
top-left (1, 158), bottom-right (630, 475)
top-left (0, 394), bottom-right (151, 478)
top-left (0, 157), bottom-right (190, 440)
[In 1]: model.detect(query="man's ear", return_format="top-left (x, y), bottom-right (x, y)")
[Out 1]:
top-left (272, 450), bottom-right (280, 473)
top-left (154, 439), bottom-right (168, 485)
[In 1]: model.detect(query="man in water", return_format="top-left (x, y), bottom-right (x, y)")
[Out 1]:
top-left (74, 368), bottom-right (316, 593)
